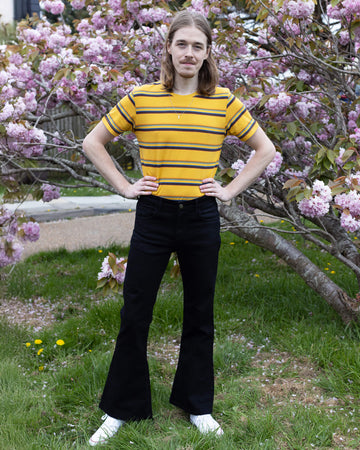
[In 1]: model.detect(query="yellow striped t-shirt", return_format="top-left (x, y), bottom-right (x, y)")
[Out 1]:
top-left (102, 82), bottom-right (258, 200)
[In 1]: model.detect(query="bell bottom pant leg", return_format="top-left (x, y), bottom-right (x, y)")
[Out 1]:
top-left (99, 244), bottom-right (171, 421)
top-left (169, 242), bottom-right (220, 414)
top-left (169, 198), bottom-right (220, 415)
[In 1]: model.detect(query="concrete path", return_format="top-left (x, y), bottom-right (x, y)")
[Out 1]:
top-left (4, 196), bottom-right (138, 258)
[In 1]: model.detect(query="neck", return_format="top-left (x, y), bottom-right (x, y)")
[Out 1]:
top-left (173, 75), bottom-right (198, 95)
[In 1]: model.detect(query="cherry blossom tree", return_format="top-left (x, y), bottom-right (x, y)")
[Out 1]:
top-left (1, 0), bottom-right (360, 323)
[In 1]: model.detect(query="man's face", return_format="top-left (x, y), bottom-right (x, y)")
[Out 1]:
top-left (167, 26), bottom-right (210, 80)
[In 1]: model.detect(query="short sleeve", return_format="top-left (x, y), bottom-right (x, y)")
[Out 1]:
top-left (226, 93), bottom-right (258, 141)
top-left (102, 91), bottom-right (136, 136)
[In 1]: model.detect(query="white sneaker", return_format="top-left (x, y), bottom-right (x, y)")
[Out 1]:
top-left (89, 414), bottom-right (125, 446)
top-left (190, 413), bottom-right (224, 436)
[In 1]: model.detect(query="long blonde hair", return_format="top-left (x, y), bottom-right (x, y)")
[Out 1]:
top-left (161, 11), bottom-right (219, 96)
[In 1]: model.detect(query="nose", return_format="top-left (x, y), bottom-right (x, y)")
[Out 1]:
top-left (184, 45), bottom-right (194, 57)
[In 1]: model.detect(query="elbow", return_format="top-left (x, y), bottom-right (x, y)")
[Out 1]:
top-left (268, 142), bottom-right (276, 161)
top-left (82, 135), bottom-right (91, 156)
top-left (262, 141), bottom-right (276, 165)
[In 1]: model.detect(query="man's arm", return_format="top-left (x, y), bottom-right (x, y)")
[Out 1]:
top-left (83, 121), bottom-right (158, 198)
top-left (200, 126), bottom-right (276, 202)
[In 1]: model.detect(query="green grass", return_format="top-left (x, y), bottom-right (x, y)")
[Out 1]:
top-left (1, 231), bottom-right (360, 448)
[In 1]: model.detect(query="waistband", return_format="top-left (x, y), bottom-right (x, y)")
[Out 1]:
top-left (138, 194), bottom-right (216, 210)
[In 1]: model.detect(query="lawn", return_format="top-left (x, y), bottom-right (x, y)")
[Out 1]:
top-left (0, 230), bottom-right (360, 449)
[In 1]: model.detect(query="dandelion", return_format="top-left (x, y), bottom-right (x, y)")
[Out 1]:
top-left (245, 241), bottom-right (249, 244)
top-left (230, 242), bottom-right (235, 245)
top-left (331, 271), bottom-right (335, 274)
top-left (325, 268), bottom-right (329, 271)
top-left (25, 342), bottom-right (31, 347)
top-left (128, 209), bottom-right (132, 212)
top-left (37, 348), bottom-right (44, 355)
top-left (255, 274), bottom-right (260, 278)
top-left (39, 366), bottom-right (44, 371)
top-left (89, 349), bottom-right (92, 352)
top-left (56, 339), bottom-right (65, 346)
top-left (98, 249), bottom-right (103, 253)
top-left (34, 339), bottom-right (42, 345)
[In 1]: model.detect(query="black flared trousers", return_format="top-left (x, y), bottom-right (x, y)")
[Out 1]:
top-left (99, 194), bottom-right (221, 420)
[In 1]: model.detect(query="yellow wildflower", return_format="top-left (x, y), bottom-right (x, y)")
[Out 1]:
top-left (56, 339), bottom-right (65, 346)
top-left (37, 348), bottom-right (43, 355)
top-left (25, 342), bottom-right (31, 347)
top-left (34, 339), bottom-right (42, 345)
top-left (39, 366), bottom-right (44, 371)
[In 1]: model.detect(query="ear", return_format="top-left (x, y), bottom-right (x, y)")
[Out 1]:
top-left (167, 41), bottom-right (172, 54)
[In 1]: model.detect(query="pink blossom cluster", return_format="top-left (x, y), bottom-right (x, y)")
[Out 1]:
top-left (231, 159), bottom-right (246, 177)
top-left (328, 0), bottom-right (360, 19)
top-left (42, 0), bottom-right (65, 16)
top-left (231, 151), bottom-right (283, 179)
top-left (70, 0), bottom-right (86, 10)
top-left (4, 122), bottom-right (47, 157)
top-left (41, 184), bottom-right (61, 202)
top-left (298, 180), bottom-right (332, 218)
top-left (266, 93), bottom-right (291, 116)
top-left (346, 172), bottom-right (360, 187)
top-left (284, 167), bottom-right (310, 178)
top-left (264, 151), bottom-right (283, 177)
top-left (98, 255), bottom-right (127, 284)
top-left (327, 1), bottom-right (360, 50)
top-left (242, 49), bottom-right (273, 79)
top-left (335, 191), bottom-right (360, 232)
top-left (284, 0), bottom-right (315, 19)
top-left (0, 207), bottom-right (40, 267)
top-left (20, 221), bottom-right (41, 242)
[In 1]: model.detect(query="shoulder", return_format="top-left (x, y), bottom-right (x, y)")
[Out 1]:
top-left (202, 86), bottom-right (233, 102)
top-left (214, 86), bottom-right (231, 96)
top-left (131, 82), bottom-right (169, 97)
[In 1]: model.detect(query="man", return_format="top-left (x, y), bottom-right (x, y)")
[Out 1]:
top-left (83, 10), bottom-right (275, 446)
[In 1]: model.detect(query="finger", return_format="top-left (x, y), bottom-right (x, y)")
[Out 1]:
top-left (201, 178), bottom-right (214, 184)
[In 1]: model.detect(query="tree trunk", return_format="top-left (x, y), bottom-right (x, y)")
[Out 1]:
top-left (218, 203), bottom-right (359, 324)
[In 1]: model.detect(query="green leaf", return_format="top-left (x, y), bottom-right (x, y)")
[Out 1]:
top-left (108, 252), bottom-right (118, 275)
top-left (340, 148), bottom-right (355, 163)
top-left (286, 122), bottom-right (297, 137)
top-left (331, 185), bottom-right (347, 196)
top-left (327, 149), bottom-right (336, 165)
top-left (259, 94), bottom-right (273, 108)
top-left (96, 278), bottom-right (108, 289)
